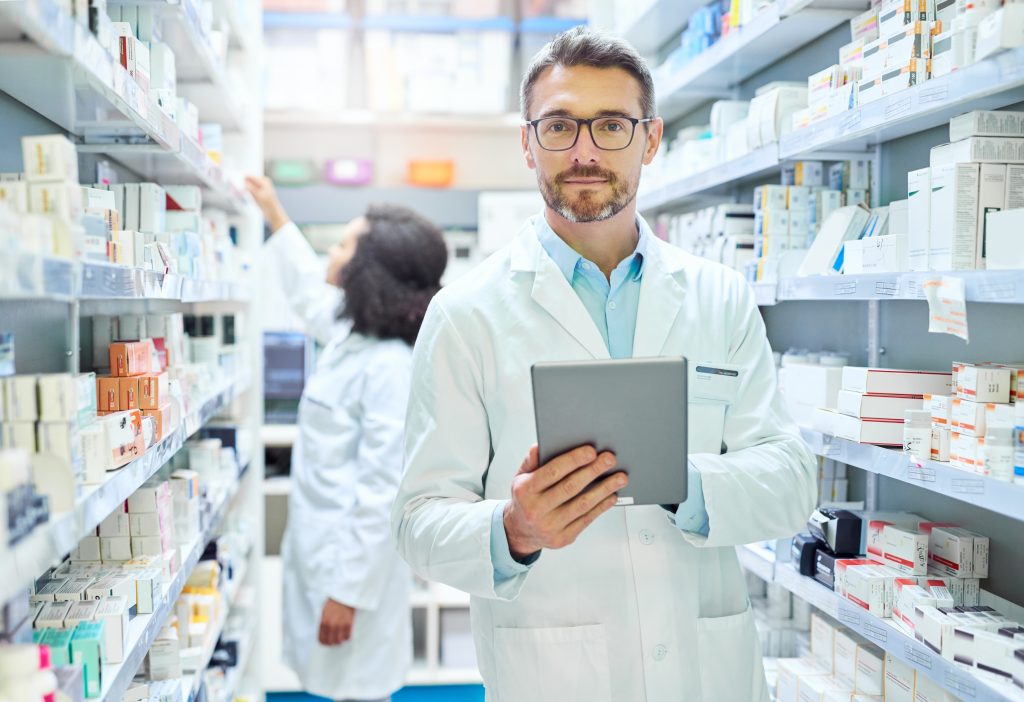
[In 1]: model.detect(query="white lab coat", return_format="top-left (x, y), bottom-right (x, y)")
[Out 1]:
top-left (393, 216), bottom-right (816, 702)
top-left (269, 224), bottom-right (412, 700)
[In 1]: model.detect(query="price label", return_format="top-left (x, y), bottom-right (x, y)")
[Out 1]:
top-left (905, 643), bottom-right (933, 669)
top-left (978, 282), bottom-right (1017, 301)
top-left (839, 111), bottom-right (863, 135)
top-left (835, 281), bottom-right (858, 296)
top-left (838, 603), bottom-right (862, 628)
top-left (885, 95), bottom-right (913, 120)
top-left (944, 670), bottom-right (976, 697)
top-left (875, 282), bottom-right (899, 297)
top-left (918, 84), bottom-right (949, 105)
top-left (907, 465), bottom-right (937, 483)
top-left (863, 621), bottom-right (888, 643)
top-left (951, 478), bottom-right (985, 495)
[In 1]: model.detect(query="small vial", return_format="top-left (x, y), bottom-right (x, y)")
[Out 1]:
top-left (904, 410), bottom-right (932, 462)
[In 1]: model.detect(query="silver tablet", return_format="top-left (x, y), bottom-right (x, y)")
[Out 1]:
top-left (531, 356), bottom-right (688, 506)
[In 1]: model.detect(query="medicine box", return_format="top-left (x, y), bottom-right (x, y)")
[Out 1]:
top-left (951, 398), bottom-right (987, 436)
top-left (957, 365), bottom-right (1011, 403)
top-left (907, 167), bottom-right (931, 270)
top-left (928, 162), bottom-right (979, 271)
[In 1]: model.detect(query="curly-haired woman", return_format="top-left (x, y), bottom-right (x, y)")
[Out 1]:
top-left (247, 176), bottom-right (448, 702)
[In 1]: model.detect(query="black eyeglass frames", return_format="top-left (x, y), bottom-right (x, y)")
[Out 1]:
top-left (523, 116), bottom-right (656, 151)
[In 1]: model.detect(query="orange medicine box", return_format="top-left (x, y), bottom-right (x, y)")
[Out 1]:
top-left (143, 403), bottom-right (172, 442)
top-left (138, 373), bottom-right (168, 411)
top-left (97, 377), bottom-right (120, 412)
top-left (119, 377), bottom-right (140, 411)
top-left (109, 341), bottom-right (150, 377)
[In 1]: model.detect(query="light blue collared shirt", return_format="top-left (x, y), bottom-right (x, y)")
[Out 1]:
top-left (490, 214), bottom-right (709, 584)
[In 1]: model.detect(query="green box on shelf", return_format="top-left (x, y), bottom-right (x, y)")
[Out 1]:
top-left (71, 621), bottom-right (105, 698)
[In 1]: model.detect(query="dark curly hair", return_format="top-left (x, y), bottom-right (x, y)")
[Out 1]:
top-left (334, 204), bottom-right (448, 346)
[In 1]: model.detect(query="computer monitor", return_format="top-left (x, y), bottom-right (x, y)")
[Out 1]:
top-left (263, 331), bottom-right (314, 401)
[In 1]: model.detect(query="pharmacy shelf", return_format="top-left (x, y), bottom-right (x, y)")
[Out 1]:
top-left (0, 257), bottom-right (249, 304)
top-left (106, 0), bottom-right (249, 131)
top-left (656, 0), bottom-right (867, 122)
top-left (99, 466), bottom-right (244, 702)
top-left (780, 45), bottom-right (1024, 159)
top-left (619, 0), bottom-right (705, 56)
top-left (738, 543), bottom-right (777, 582)
top-left (260, 424), bottom-right (297, 448)
top-left (638, 144), bottom-right (781, 213)
top-left (773, 563), bottom-right (1024, 702)
top-left (0, 0), bottom-right (246, 213)
top-left (263, 109), bottom-right (523, 130)
top-left (800, 428), bottom-right (1024, 521)
top-left (751, 270), bottom-right (1024, 306)
top-left (261, 477), bottom-right (291, 497)
top-left (0, 375), bottom-right (250, 605)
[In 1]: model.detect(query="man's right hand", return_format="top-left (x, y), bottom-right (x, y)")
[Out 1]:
top-left (503, 445), bottom-right (627, 560)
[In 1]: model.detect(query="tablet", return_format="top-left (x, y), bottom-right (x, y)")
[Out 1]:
top-left (531, 356), bottom-right (688, 506)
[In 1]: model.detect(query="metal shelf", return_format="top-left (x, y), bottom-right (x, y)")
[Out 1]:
top-left (98, 465), bottom-right (244, 702)
top-left (0, 376), bottom-right (250, 604)
top-left (619, 0), bottom-right (705, 57)
top-left (0, 258), bottom-right (248, 304)
top-left (0, 0), bottom-right (247, 213)
top-left (738, 543), bottom-right (777, 582)
top-left (773, 563), bottom-right (1024, 702)
top-left (780, 45), bottom-right (1024, 159)
top-left (263, 109), bottom-right (522, 130)
top-left (656, 0), bottom-right (866, 122)
top-left (405, 666), bottom-right (482, 686)
top-left (750, 270), bottom-right (1024, 306)
top-left (801, 428), bottom-right (1024, 522)
top-left (639, 144), bottom-right (781, 214)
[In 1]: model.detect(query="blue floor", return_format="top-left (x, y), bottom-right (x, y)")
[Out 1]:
top-left (268, 685), bottom-right (484, 702)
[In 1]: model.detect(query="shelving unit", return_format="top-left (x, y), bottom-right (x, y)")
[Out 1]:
top-left (0, 0), bottom-right (265, 696)
top-left (738, 545), bottom-right (1024, 702)
top-left (656, 0), bottom-right (867, 122)
top-left (620, 0), bottom-right (703, 57)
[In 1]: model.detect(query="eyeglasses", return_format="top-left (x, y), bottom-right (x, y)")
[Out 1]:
top-left (524, 116), bottom-right (656, 151)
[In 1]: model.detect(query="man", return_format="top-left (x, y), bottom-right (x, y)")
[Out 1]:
top-left (392, 26), bottom-right (816, 702)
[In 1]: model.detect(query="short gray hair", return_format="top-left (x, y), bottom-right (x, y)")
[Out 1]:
top-left (519, 26), bottom-right (657, 120)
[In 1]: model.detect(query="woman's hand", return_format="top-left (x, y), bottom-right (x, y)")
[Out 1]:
top-left (318, 598), bottom-right (357, 646)
top-left (245, 175), bottom-right (291, 233)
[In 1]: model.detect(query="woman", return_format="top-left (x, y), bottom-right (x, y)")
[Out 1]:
top-left (246, 176), bottom-right (448, 702)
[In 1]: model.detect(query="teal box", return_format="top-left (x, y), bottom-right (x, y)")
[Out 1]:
top-left (42, 627), bottom-right (75, 667)
top-left (33, 628), bottom-right (49, 644)
top-left (71, 621), bottom-right (105, 698)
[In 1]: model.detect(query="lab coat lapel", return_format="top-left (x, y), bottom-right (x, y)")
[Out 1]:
top-left (510, 225), bottom-right (610, 360)
top-left (531, 258), bottom-right (611, 360)
top-left (633, 241), bottom-right (687, 357)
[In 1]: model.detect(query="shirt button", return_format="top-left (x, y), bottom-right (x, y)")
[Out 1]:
top-left (639, 529), bottom-right (655, 545)
top-left (652, 644), bottom-right (668, 661)
top-left (582, 262), bottom-right (591, 271)
top-left (608, 301), bottom-right (617, 310)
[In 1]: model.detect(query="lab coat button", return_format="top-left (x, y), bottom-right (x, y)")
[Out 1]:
top-left (652, 644), bottom-right (668, 661)
top-left (639, 529), bottom-right (655, 545)
top-left (608, 301), bottom-right (617, 310)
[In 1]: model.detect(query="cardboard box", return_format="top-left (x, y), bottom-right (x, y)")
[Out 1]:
top-left (838, 390), bottom-right (924, 420)
top-left (929, 162), bottom-right (979, 271)
top-left (95, 596), bottom-right (128, 663)
top-left (951, 398), bottom-right (987, 436)
top-left (975, 163), bottom-right (1007, 270)
top-left (974, 5), bottom-right (1024, 62)
top-left (907, 167), bottom-right (931, 270)
top-left (71, 621), bottom-right (105, 696)
top-left (950, 110), bottom-right (1024, 142)
top-left (127, 481), bottom-right (171, 513)
top-left (835, 558), bottom-right (876, 598)
top-left (99, 409), bottom-right (145, 469)
top-left (64, 599), bottom-right (100, 628)
top-left (109, 341), bottom-right (151, 377)
top-left (929, 28), bottom-right (955, 77)
top-left (21, 134), bottom-right (78, 183)
top-left (894, 579), bottom-right (937, 634)
top-left (832, 413), bottom-right (905, 446)
top-left (2, 375), bottom-right (38, 421)
top-left (100, 535), bottom-right (133, 562)
top-left (986, 209), bottom-right (1024, 270)
top-left (811, 613), bottom-right (841, 673)
top-left (950, 432), bottom-right (985, 473)
top-left (72, 537), bottom-right (101, 563)
top-left (926, 394), bottom-right (952, 427)
top-left (855, 644), bottom-right (886, 695)
top-left (843, 235), bottom-right (909, 274)
top-left (777, 658), bottom-right (831, 702)
top-left (885, 651), bottom-right (916, 702)
top-left (932, 137), bottom-right (1024, 166)
top-left (834, 629), bottom-right (868, 688)
top-left (842, 367), bottom-right (951, 397)
top-left (921, 524), bottom-right (989, 578)
top-left (36, 601), bottom-right (73, 629)
top-left (118, 376), bottom-right (140, 411)
top-left (868, 522), bottom-right (928, 575)
top-left (98, 509), bottom-right (130, 538)
top-left (957, 365), bottom-right (1011, 403)
top-left (54, 575), bottom-right (95, 602)
top-left (138, 372), bottom-right (168, 410)
top-left (851, 8), bottom-right (880, 41)
top-left (846, 564), bottom-right (895, 617)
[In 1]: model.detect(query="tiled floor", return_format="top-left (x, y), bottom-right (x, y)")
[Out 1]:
top-left (268, 685), bottom-right (485, 702)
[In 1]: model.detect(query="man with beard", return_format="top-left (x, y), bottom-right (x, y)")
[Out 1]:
top-left (392, 26), bottom-right (816, 702)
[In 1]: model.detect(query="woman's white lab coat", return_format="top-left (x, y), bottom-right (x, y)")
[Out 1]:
top-left (392, 216), bottom-right (817, 702)
top-left (267, 225), bottom-right (412, 700)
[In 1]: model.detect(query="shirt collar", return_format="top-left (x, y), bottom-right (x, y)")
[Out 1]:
top-left (534, 212), bottom-right (649, 284)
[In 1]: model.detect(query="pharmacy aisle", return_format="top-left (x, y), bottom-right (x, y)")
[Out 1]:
top-left (614, 0), bottom-right (1024, 698)
top-left (0, 0), bottom-right (266, 700)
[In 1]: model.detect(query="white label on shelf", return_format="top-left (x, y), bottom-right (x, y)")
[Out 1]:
top-left (863, 620), bottom-right (888, 643)
top-left (944, 670), bottom-right (976, 697)
top-left (904, 643), bottom-right (933, 669)
top-left (907, 464), bottom-right (937, 483)
top-left (835, 281), bottom-right (858, 296)
top-left (951, 478), bottom-right (985, 495)
top-left (885, 95), bottom-right (913, 120)
top-left (875, 282), bottom-right (899, 297)
top-left (838, 602), bottom-right (862, 628)
top-left (977, 282), bottom-right (1017, 301)
top-left (840, 111), bottom-right (863, 135)
top-left (919, 84), bottom-right (949, 105)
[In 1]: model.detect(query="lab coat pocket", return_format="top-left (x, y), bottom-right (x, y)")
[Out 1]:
top-left (696, 605), bottom-right (768, 702)
top-left (492, 624), bottom-right (612, 702)
top-left (688, 400), bottom-right (727, 455)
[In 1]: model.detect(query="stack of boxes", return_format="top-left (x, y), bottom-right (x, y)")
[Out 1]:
top-left (98, 339), bottom-right (171, 443)
top-left (813, 367), bottom-right (952, 446)
top-left (908, 111), bottom-right (1024, 272)
top-left (926, 360), bottom-right (1022, 481)
top-left (0, 448), bottom-right (49, 548)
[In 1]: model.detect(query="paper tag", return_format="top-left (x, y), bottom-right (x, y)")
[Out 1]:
top-left (924, 276), bottom-right (969, 342)
top-left (616, 496), bottom-right (635, 506)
